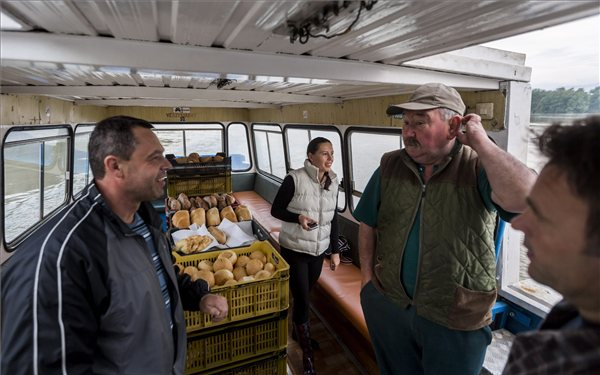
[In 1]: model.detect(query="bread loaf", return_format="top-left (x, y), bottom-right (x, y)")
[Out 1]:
top-left (208, 226), bottom-right (227, 244)
top-left (206, 207), bottom-right (221, 226)
top-left (235, 205), bottom-right (252, 221)
top-left (167, 197), bottom-right (182, 211)
top-left (225, 194), bottom-right (236, 206)
top-left (177, 193), bottom-right (191, 210)
top-left (190, 208), bottom-right (206, 226)
top-left (172, 210), bottom-right (190, 229)
top-left (216, 194), bottom-right (227, 210)
top-left (220, 205), bottom-right (237, 222)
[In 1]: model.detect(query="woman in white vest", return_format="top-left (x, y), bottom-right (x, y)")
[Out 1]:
top-left (271, 137), bottom-right (340, 375)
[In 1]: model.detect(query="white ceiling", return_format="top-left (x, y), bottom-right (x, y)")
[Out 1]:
top-left (1, 0), bottom-right (598, 108)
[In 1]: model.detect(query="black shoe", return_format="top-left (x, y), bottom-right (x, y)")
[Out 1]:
top-left (292, 329), bottom-right (320, 350)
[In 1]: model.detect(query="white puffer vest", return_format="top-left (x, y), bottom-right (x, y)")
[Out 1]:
top-left (279, 159), bottom-right (338, 256)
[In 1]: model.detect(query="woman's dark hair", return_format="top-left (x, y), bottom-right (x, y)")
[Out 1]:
top-left (88, 116), bottom-right (154, 179)
top-left (307, 137), bottom-right (333, 190)
top-left (537, 116), bottom-right (600, 254)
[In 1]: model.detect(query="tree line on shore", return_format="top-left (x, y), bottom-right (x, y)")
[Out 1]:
top-left (532, 86), bottom-right (599, 114)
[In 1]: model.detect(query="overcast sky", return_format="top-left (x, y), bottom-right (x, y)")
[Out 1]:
top-left (483, 14), bottom-right (599, 91)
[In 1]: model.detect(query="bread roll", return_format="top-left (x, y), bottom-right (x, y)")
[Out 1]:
top-left (213, 257), bottom-right (233, 272)
top-left (235, 205), bottom-right (252, 221)
top-left (245, 258), bottom-right (263, 276)
top-left (213, 155), bottom-right (224, 162)
top-left (190, 208), bottom-right (206, 226)
top-left (236, 255), bottom-right (250, 268)
top-left (206, 207), bottom-right (221, 226)
top-left (255, 270), bottom-right (272, 280)
top-left (214, 269), bottom-right (234, 286)
top-left (187, 152), bottom-right (200, 163)
top-left (217, 250), bottom-right (238, 265)
top-left (263, 262), bottom-right (275, 275)
top-left (197, 269), bottom-right (215, 287)
top-left (198, 198), bottom-right (210, 210)
top-left (177, 193), bottom-right (191, 210)
top-left (216, 194), bottom-right (227, 211)
top-left (232, 266), bottom-right (247, 281)
top-left (208, 226), bottom-right (227, 245)
top-left (172, 210), bottom-right (190, 229)
top-left (167, 197), bottom-right (182, 211)
top-left (224, 279), bottom-right (237, 286)
top-left (197, 259), bottom-right (213, 272)
top-left (225, 194), bottom-right (236, 206)
top-left (249, 250), bottom-right (267, 264)
top-left (200, 155), bottom-right (212, 163)
top-left (202, 196), bottom-right (214, 208)
top-left (209, 195), bottom-right (218, 208)
top-left (219, 206), bottom-right (237, 222)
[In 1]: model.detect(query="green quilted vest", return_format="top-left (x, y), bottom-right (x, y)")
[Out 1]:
top-left (376, 144), bottom-right (498, 330)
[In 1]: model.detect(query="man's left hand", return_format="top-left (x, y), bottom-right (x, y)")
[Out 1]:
top-left (200, 294), bottom-right (228, 322)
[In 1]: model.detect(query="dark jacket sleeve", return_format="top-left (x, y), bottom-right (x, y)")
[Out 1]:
top-left (175, 266), bottom-right (210, 311)
top-left (271, 175), bottom-right (301, 223)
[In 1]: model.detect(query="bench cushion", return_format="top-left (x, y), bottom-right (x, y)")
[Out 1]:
top-left (318, 258), bottom-right (370, 342)
top-left (233, 191), bottom-right (281, 244)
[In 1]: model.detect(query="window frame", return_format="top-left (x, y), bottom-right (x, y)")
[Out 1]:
top-left (227, 122), bottom-right (253, 172)
top-left (251, 123), bottom-right (287, 181)
top-left (151, 122), bottom-right (226, 158)
top-left (283, 124), bottom-right (346, 212)
top-left (2, 124), bottom-right (73, 250)
top-left (344, 126), bottom-right (403, 212)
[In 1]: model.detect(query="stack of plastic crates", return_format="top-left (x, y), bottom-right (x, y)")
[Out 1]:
top-left (173, 241), bottom-right (290, 374)
top-left (167, 156), bottom-right (232, 197)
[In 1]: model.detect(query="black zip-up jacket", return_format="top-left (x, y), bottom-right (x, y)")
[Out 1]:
top-left (1, 183), bottom-right (208, 375)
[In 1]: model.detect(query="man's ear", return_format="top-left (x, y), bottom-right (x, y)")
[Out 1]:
top-left (104, 156), bottom-right (124, 178)
top-left (448, 115), bottom-right (462, 139)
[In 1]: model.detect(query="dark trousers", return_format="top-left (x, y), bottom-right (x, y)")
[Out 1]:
top-left (360, 281), bottom-right (492, 375)
top-left (280, 247), bottom-right (325, 325)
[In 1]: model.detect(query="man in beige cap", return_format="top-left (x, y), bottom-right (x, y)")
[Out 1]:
top-left (353, 83), bottom-right (536, 375)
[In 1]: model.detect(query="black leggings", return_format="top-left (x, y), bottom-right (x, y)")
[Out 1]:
top-left (280, 246), bottom-right (326, 325)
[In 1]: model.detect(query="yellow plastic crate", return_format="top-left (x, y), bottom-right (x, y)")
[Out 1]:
top-left (186, 349), bottom-right (287, 375)
top-left (173, 241), bottom-right (290, 332)
top-left (167, 171), bottom-right (232, 197)
top-left (185, 313), bottom-right (288, 374)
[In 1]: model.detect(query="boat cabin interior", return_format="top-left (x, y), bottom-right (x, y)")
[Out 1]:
top-left (2, 1), bottom-right (598, 374)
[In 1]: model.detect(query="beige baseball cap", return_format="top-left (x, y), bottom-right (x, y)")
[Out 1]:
top-left (386, 83), bottom-right (466, 116)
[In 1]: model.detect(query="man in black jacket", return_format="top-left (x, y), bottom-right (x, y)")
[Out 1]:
top-left (2, 116), bottom-right (228, 374)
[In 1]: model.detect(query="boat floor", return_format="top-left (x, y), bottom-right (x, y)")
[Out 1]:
top-left (286, 307), bottom-right (369, 375)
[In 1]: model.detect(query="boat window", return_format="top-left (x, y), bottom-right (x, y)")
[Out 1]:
top-left (284, 126), bottom-right (345, 211)
top-left (73, 124), bottom-right (95, 198)
top-left (152, 123), bottom-right (224, 158)
top-left (499, 123), bottom-right (561, 316)
top-left (3, 126), bottom-right (71, 246)
top-left (227, 123), bottom-right (252, 172)
top-left (348, 130), bottom-right (403, 211)
top-left (252, 124), bottom-right (286, 180)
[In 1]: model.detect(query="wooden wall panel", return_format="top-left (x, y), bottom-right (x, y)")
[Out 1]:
top-left (105, 106), bottom-right (250, 123)
top-left (1, 94), bottom-right (107, 125)
top-left (2, 91), bottom-right (505, 131)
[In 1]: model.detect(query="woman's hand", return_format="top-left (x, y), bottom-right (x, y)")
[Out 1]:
top-left (298, 214), bottom-right (318, 230)
top-left (330, 253), bottom-right (340, 271)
